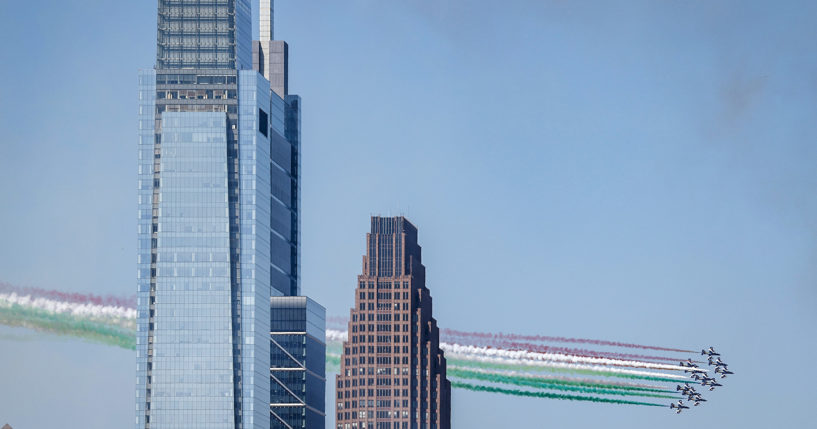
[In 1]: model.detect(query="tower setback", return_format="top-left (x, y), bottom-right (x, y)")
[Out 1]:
top-left (336, 217), bottom-right (451, 429)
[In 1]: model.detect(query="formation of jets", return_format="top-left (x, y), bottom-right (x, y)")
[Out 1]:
top-left (670, 347), bottom-right (733, 414)
top-left (675, 384), bottom-right (707, 406)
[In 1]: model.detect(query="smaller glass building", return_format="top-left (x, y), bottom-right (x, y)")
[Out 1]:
top-left (270, 297), bottom-right (326, 428)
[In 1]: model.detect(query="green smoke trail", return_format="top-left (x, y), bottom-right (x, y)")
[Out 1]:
top-left (452, 381), bottom-right (666, 407)
top-left (448, 368), bottom-right (680, 399)
top-left (0, 304), bottom-right (135, 350)
top-left (447, 366), bottom-right (672, 393)
top-left (447, 358), bottom-right (696, 385)
top-left (326, 354), bottom-right (341, 372)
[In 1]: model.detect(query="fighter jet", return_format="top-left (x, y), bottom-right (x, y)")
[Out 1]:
top-left (680, 360), bottom-right (702, 373)
top-left (677, 384), bottom-right (696, 395)
top-left (708, 356), bottom-right (727, 366)
top-left (670, 400), bottom-right (690, 414)
top-left (690, 395), bottom-right (707, 406)
top-left (714, 367), bottom-right (734, 378)
top-left (680, 359), bottom-right (698, 368)
top-left (705, 381), bottom-right (722, 391)
top-left (701, 347), bottom-right (720, 357)
top-left (690, 373), bottom-right (705, 381)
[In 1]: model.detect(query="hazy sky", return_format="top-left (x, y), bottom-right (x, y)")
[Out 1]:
top-left (1, 0), bottom-right (816, 427)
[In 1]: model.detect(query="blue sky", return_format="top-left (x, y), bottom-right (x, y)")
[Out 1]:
top-left (1, 0), bottom-right (816, 427)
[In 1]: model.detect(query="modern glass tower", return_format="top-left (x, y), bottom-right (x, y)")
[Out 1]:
top-left (136, 1), bottom-right (311, 428)
top-left (269, 296), bottom-right (326, 428)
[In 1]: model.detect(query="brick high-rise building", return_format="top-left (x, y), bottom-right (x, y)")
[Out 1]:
top-left (336, 217), bottom-right (451, 429)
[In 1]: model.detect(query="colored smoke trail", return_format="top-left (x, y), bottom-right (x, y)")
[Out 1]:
top-left (326, 316), bottom-right (349, 329)
top-left (327, 330), bottom-right (696, 374)
top-left (0, 304), bottom-right (135, 350)
top-left (327, 330), bottom-right (694, 384)
top-left (445, 352), bottom-right (690, 381)
top-left (0, 286), bottom-right (703, 395)
top-left (448, 368), bottom-right (681, 399)
top-left (0, 282), bottom-right (135, 308)
top-left (447, 337), bottom-right (686, 364)
top-left (442, 342), bottom-right (697, 372)
top-left (447, 357), bottom-right (695, 384)
top-left (447, 366), bottom-right (673, 393)
top-left (443, 328), bottom-right (694, 353)
top-left (452, 381), bottom-right (666, 407)
top-left (326, 329), bottom-right (346, 342)
top-left (0, 293), bottom-right (136, 330)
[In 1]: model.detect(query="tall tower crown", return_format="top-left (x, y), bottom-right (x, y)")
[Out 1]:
top-left (156, 0), bottom-right (252, 70)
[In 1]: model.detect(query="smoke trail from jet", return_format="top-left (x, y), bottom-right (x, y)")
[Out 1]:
top-left (446, 366), bottom-right (673, 393)
top-left (445, 352), bottom-right (690, 380)
top-left (442, 342), bottom-right (696, 372)
top-left (327, 330), bottom-right (696, 385)
top-left (446, 357), bottom-right (694, 384)
top-left (450, 338), bottom-right (686, 364)
top-left (0, 287), bottom-right (705, 392)
top-left (0, 303), bottom-right (135, 350)
top-left (326, 320), bottom-right (695, 358)
top-left (326, 329), bottom-right (346, 342)
top-left (452, 381), bottom-right (666, 407)
top-left (444, 328), bottom-right (694, 353)
top-left (0, 293), bottom-right (136, 330)
top-left (0, 283), bottom-right (135, 308)
top-left (447, 368), bottom-right (681, 399)
top-left (327, 330), bottom-right (697, 373)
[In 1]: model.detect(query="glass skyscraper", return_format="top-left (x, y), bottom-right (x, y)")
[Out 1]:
top-left (269, 297), bottom-right (326, 428)
top-left (136, 2), bottom-right (318, 428)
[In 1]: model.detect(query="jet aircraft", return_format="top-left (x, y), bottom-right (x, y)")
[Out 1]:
top-left (714, 367), bottom-right (734, 378)
top-left (670, 400), bottom-right (690, 414)
top-left (701, 347), bottom-right (720, 357)
top-left (704, 381), bottom-right (722, 391)
top-left (677, 384), bottom-right (695, 395)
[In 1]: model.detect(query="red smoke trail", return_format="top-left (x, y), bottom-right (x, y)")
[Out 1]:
top-left (0, 283), bottom-right (135, 308)
top-left (442, 328), bottom-right (694, 354)
top-left (326, 316), bottom-right (349, 328)
top-left (448, 337), bottom-right (684, 364)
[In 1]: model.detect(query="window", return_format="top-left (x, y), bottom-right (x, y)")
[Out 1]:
top-left (258, 108), bottom-right (268, 136)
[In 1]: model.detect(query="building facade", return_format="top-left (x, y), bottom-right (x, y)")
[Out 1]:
top-left (135, 2), bottom-right (315, 428)
top-left (270, 297), bottom-right (327, 428)
top-left (336, 217), bottom-right (451, 429)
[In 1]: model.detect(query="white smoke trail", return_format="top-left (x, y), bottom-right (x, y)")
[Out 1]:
top-left (445, 352), bottom-right (691, 380)
top-left (0, 293), bottom-right (136, 328)
top-left (443, 343), bottom-right (702, 372)
top-left (324, 330), bottom-right (701, 374)
top-left (327, 329), bottom-right (346, 342)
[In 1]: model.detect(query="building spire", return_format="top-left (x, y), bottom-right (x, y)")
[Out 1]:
top-left (260, 0), bottom-right (274, 41)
